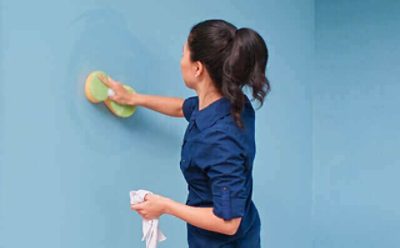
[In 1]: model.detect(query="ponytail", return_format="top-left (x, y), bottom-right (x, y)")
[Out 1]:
top-left (222, 28), bottom-right (270, 128)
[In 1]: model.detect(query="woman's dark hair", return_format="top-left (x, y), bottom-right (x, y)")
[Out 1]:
top-left (188, 19), bottom-right (271, 129)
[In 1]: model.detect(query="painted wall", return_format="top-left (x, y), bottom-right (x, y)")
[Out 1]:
top-left (313, 0), bottom-right (400, 247)
top-left (0, 0), bottom-right (313, 247)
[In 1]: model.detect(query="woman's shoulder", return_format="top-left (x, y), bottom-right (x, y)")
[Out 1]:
top-left (184, 95), bottom-right (199, 103)
top-left (182, 96), bottom-right (199, 121)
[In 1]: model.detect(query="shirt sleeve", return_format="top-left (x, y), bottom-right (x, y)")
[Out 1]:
top-left (199, 129), bottom-right (248, 220)
top-left (182, 96), bottom-right (198, 121)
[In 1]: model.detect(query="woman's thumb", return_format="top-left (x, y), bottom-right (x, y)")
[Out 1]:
top-left (131, 202), bottom-right (145, 210)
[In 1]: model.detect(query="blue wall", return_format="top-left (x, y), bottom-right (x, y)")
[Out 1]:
top-left (0, 0), bottom-right (313, 247)
top-left (2, 1), bottom-right (398, 248)
top-left (313, 0), bottom-right (400, 247)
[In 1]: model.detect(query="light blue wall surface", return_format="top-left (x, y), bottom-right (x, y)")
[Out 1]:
top-left (0, 0), bottom-right (313, 247)
top-left (313, 1), bottom-right (400, 247)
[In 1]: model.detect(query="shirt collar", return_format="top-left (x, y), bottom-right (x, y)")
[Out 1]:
top-left (190, 95), bottom-right (252, 131)
top-left (189, 96), bottom-right (231, 131)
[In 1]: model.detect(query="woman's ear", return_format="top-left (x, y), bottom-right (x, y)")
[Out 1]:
top-left (194, 61), bottom-right (204, 78)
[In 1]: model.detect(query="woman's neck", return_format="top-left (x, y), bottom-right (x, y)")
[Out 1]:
top-left (195, 79), bottom-right (223, 111)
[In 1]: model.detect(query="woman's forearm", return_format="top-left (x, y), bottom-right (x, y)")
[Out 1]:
top-left (132, 93), bottom-right (184, 117)
top-left (163, 198), bottom-right (241, 236)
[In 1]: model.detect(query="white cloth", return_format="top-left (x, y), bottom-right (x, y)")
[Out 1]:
top-left (129, 189), bottom-right (167, 248)
top-left (107, 88), bottom-right (115, 97)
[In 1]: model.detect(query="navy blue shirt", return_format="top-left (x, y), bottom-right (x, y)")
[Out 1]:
top-left (180, 95), bottom-right (261, 247)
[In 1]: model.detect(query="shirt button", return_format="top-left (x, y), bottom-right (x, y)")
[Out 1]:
top-left (182, 159), bottom-right (186, 162)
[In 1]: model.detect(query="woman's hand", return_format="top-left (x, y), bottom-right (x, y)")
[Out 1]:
top-left (131, 193), bottom-right (170, 220)
top-left (98, 75), bottom-right (139, 105)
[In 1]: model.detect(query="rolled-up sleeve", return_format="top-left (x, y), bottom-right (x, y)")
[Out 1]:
top-left (200, 130), bottom-right (248, 220)
top-left (182, 96), bottom-right (198, 121)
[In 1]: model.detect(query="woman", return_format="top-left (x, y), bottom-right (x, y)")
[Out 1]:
top-left (101, 19), bottom-right (270, 247)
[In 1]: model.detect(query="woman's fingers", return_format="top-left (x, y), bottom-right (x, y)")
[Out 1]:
top-left (130, 204), bottom-right (155, 220)
top-left (131, 205), bottom-right (149, 219)
top-left (98, 74), bottom-right (131, 103)
top-left (98, 74), bottom-right (120, 90)
top-left (98, 74), bottom-right (112, 88)
top-left (107, 76), bottom-right (120, 87)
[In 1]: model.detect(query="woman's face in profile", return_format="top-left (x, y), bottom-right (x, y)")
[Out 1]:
top-left (180, 41), bottom-right (197, 89)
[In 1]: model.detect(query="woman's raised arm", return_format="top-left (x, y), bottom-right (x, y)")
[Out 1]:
top-left (99, 75), bottom-right (185, 117)
top-left (134, 94), bottom-right (184, 117)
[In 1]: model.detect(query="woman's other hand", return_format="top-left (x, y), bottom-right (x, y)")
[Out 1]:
top-left (130, 193), bottom-right (170, 220)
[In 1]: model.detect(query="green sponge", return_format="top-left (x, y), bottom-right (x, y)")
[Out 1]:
top-left (85, 71), bottom-right (137, 118)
